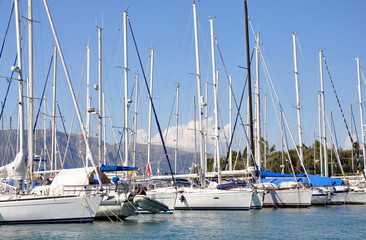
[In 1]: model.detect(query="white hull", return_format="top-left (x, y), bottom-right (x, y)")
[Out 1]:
top-left (263, 188), bottom-right (312, 207)
top-left (175, 189), bottom-right (253, 210)
top-left (0, 195), bottom-right (102, 224)
top-left (330, 190), bottom-right (366, 205)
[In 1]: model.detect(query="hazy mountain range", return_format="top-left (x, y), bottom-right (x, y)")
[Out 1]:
top-left (0, 129), bottom-right (200, 175)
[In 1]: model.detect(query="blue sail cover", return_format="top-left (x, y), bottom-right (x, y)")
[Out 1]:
top-left (260, 170), bottom-right (343, 187)
top-left (100, 164), bottom-right (138, 172)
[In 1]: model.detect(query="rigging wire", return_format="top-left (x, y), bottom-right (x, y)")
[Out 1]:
top-left (33, 54), bottom-right (53, 131)
top-left (0, 1), bottom-right (14, 63)
top-left (329, 112), bottom-right (345, 177)
top-left (128, 16), bottom-right (175, 183)
top-left (0, 56), bottom-right (17, 122)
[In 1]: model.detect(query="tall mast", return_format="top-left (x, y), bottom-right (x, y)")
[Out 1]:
top-left (133, 72), bottom-right (139, 168)
top-left (319, 50), bottom-right (328, 177)
top-left (255, 33), bottom-right (261, 170)
top-left (229, 74), bottom-right (233, 171)
top-left (210, 18), bottom-right (221, 184)
top-left (204, 81), bottom-right (208, 173)
top-left (123, 11), bottom-right (129, 167)
top-left (280, 110), bottom-right (284, 174)
top-left (264, 94), bottom-right (267, 170)
top-left (330, 111), bottom-right (334, 176)
top-left (27, 0), bottom-right (34, 183)
top-left (175, 83), bottom-right (180, 174)
top-left (246, 96), bottom-right (250, 168)
top-left (244, 0), bottom-right (254, 166)
top-left (147, 48), bottom-right (154, 175)
top-left (318, 93), bottom-right (323, 176)
top-left (313, 132), bottom-right (316, 175)
top-left (293, 33), bottom-right (304, 170)
top-left (192, 2), bottom-right (205, 186)
top-left (51, 46), bottom-right (57, 171)
top-left (43, 95), bottom-right (47, 170)
top-left (103, 92), bottom-right (107, 165)
top-left (98, 27), bottom-right (103, 166)
top-left (86, 45), bottom-right (91, 168)
top-left (356, 57), bottom-right (366, 170)
top-left (194, 96), bottom-right (197, 166)
top-left (350, 104), bottom-right (354, 175)
top-left (14, 0), bottom-right (24, 166)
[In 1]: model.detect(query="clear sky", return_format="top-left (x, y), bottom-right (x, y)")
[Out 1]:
top-left (0, 0), bottom-right (366, 160)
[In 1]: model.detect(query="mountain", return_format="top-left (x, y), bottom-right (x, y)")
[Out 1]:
top-left (0, 129), bottom-right (199, 175)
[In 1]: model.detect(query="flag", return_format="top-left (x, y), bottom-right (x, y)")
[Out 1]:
top-left (146, 161), bottom-right (151, 176)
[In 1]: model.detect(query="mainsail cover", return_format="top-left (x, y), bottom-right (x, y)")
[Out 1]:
top-left (0, 151), bottom-right (25, 180)
top-left (49, 167), bottom-right (93, 195)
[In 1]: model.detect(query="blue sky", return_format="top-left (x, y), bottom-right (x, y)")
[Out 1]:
top-left (0, 0), bottom-right (366, 160)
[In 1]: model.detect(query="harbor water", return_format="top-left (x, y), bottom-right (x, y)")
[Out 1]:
top-left (2, 205), bottom-right (366, 239)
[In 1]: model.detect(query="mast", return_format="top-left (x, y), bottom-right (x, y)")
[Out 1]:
top-left (133, 72), bottom-right (139, 168)
top-left (229, 74), bottom-right (233, 171)
top-left (86, 45), bottom-right (91, 168)
top-left (103, 92), bottom-right (107, 165)
top-left (147, 48), bottom-right (154, 176)
top-left (123, 11), bottom-right (129, 167)
top-left (293, 33), bottom-right (304, 171)
top-left (210, 18), bottom-right (221, 184)
top-left (14, 0), bottom-right (25, 176)
top-left (356, 57), bottom-right (366, 170)
top-left (204, 80), bottom-right (208, 173)
top-left (264, 94), bottom-right (267, 170)
top-left (194, 96), bottom-right (197, 166)
top-left (98, 27), bottom-right (103, 166)
top-left (319, 50), bottom-right (328, 177)
top-left (280, 110), bottom-right (284, 174)
top-left (244, 0), bottom-right (254, 166)
top-left (246, 96), bottom-right (250, 168)
top-left (313, 132), bottom-right (316, 175)
top-left (350, 104), bottom-right (354, 175)
top-left (51, 46), bottom-right (57, 171)
top-left (192, 2), bottom-right (205, 186)
top-left (27, 0), bottom-right (34, 183)
top-left (255, 33), bottom-right (261, 170)
top-left (318, 93), bottom-right (323, 176)
top-left (175, 83), bottom-right (180, 174)
top-left (43, 95), bottom-right (47, 170)
top-left (330, 111), bottom-right (334, 176)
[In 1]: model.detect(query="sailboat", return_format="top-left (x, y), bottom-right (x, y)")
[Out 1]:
top-left (0, 0), bottom-right (103, 224)
top-left (174, 2), bottom-right (254, 211)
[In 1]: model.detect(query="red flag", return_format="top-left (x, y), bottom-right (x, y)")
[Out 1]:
top-left (146, 161), bottom-right (151, 176)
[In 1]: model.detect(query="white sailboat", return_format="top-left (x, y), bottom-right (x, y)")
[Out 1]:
top-left (0, 0), bottom-right (103, 224)
top-left (173, 4), bottom-right (254, 211)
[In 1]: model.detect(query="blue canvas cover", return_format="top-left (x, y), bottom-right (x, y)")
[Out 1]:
top-left (100, 164), bottom-right (138, 172)
top-left (260, 170), bottom-right (343, 187)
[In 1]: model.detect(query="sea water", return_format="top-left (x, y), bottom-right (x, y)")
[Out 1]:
top-left (2, 205), bottom-right (366, 239)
